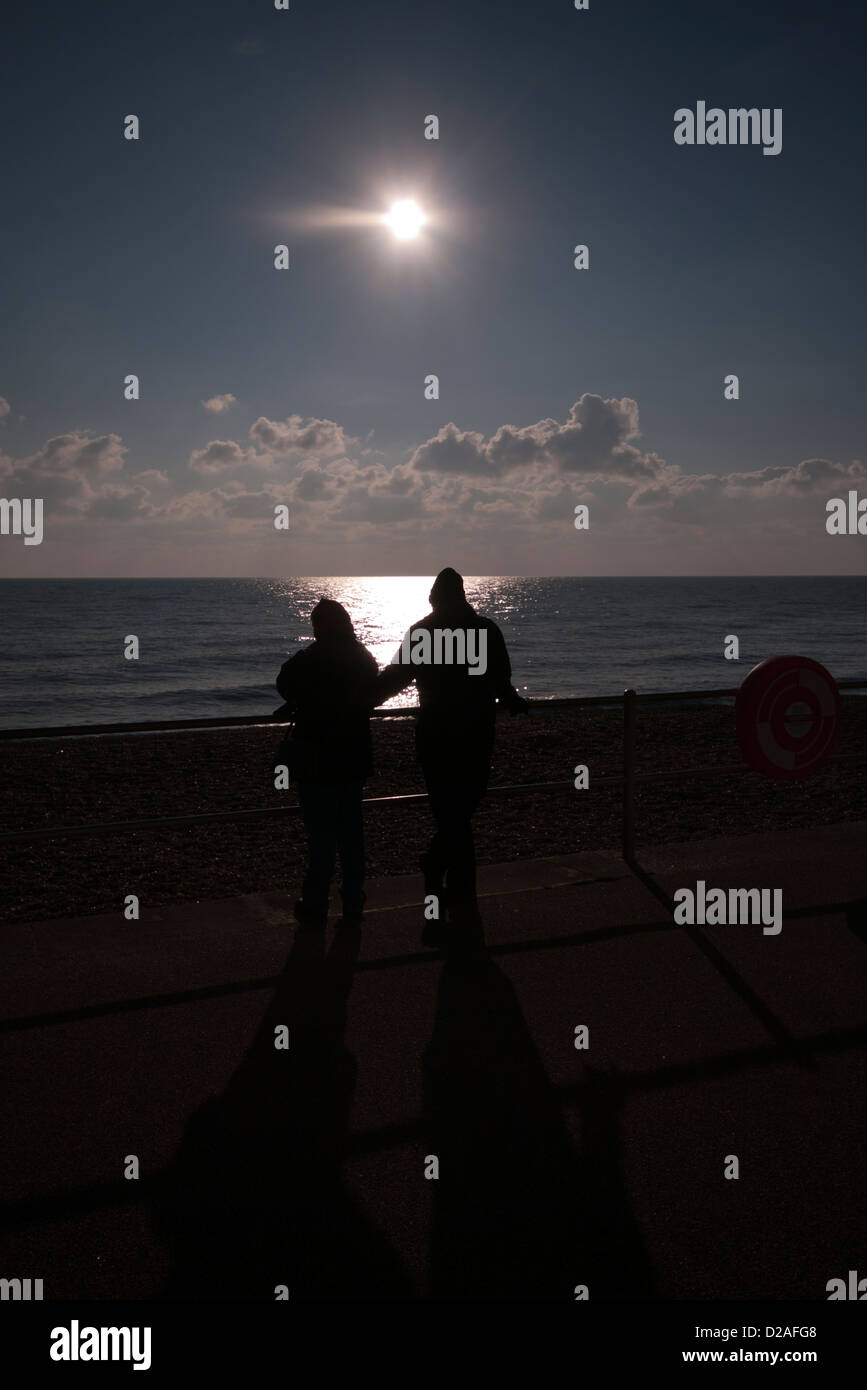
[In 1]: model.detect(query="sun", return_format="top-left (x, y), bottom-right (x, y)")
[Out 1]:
top-left (382, 199), bottom-right (426, 240)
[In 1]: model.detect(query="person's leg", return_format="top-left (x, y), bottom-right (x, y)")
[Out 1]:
top-left (420, 772), bottom-right (446, 853)
top-left (440, 791), bottom-right (477, 906)
top-left (421, 761), bottom-right (461, 910)
top-left (335, 780), bottom-right (366, 918)
top-left (420, 830), bottom-right (447, 887)
top-left (415, 748), bottom-right (455, 945)
top-left (416, 728), bottom-right (448, 888)
top-left (435, 743), bottom-right (490, 903)
top-left (297, 781), bottom-right (338, 919)
top-left (416, 726), bottom-right (450, 944)
top-left (417, 722), bottom-right (490, 944)
top-left (417, 773), bottom-right (485, 952)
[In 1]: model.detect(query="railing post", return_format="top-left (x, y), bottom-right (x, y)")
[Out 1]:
top-left (622, 688), bottom-right (637, 863)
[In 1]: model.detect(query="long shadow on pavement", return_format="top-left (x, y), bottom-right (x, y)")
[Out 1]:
top-left (422, 953), bottom-right (655, 1299)
top-left (153, 923), bottom-right (414, 1299)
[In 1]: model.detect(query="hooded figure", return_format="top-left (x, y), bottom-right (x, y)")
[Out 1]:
top-left (275, 599), bottom-right (379, 927)
top-left (377, 569), bottom-right (528, 949)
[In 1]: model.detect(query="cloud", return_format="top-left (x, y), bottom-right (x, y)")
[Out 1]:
top-left (0, 431), bottom-right (168, 521)
top-left (294, 468), bottom-right (340, 502)
top-left (331, 468), bottom-right (426, 524)
top-left (188, 439), bottom-right (264, 475)
top-left (753, 457), bottom-right (866, 493)
top-left (86, 484), bottom-right (154, 521)
top-left (21, 432), bottom-right (126, 475)
top-left (237, 38), bottom-right (264, 56)
top-left (0, 432), bottom-right (129, 510)
top-left (0, 396), bottom-right (10, 420)
top-left (201, 394), bottom-right (237, 414)
top-left (210, 483), bottom-right (282, 520)
top-left (408, 422), bottom-right (490, 476)
top-left (629, 456), bottom-right (867, 523)
top-left (3, 398), bottom-right (861, 572)
top-left (131, 468), bottom-right (171, 488)
top-left (409, 394), bottom-right (665, 481)
top-left (249, 413), bottom-right (351, 457)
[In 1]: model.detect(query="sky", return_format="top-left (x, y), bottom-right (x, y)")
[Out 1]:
top-left (1, 0), bottom-right (865, 577)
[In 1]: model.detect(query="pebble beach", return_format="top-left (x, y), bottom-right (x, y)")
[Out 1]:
top-left (2, 698), bottom-right (865, 925)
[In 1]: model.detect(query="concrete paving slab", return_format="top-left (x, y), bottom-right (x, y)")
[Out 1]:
top-left (1, 821), bottom-right (864, 1299)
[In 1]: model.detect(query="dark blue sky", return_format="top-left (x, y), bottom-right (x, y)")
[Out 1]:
top-left (1, 0), bottom-right (865, 574)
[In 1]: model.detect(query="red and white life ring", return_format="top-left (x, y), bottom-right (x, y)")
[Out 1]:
top-left (735, 655), bottom-right (840, 781)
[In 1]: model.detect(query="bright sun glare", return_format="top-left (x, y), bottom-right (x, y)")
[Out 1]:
top-left (383, 199), bottom-right (426, 239)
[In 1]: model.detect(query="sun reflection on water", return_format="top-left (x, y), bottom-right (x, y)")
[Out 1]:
top-left (272, 575), bottom-right (447, 708)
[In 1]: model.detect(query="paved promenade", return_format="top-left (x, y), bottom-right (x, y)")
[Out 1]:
top-left (2, 821), bottom-right (865, 1300)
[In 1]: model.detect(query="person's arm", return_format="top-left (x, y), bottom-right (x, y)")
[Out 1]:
top-left (358, 647), bottom-right (386, 711)
top-left (375, 630), bottom-right (417, 703)
top-left (489, 624), bottom-right (529, 714)
top-left (275, 651), bottom-right (303, 704)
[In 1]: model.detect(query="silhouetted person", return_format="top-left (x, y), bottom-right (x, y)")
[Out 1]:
top-left (377, 569), bottom-right (528, 947)
top-left (275, 599), bottom-right (378, 927)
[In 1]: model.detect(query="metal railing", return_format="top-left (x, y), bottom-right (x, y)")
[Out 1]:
top-left (0, 692), bottom-right (631, 743)
top-left (1, 682), bottom-right (865, 853)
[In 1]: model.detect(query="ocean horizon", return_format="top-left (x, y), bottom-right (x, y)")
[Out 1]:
top-left (2, 575), bottom-right (865, 730)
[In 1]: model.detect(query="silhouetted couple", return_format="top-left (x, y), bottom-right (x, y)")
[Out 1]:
top-left (275, 569), bottom-right (528, 950)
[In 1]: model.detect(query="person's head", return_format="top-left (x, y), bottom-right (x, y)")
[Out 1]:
top-left (310, 597), bottom-right (355, 640)
top-left (429, 567), bottom-right (467, 612)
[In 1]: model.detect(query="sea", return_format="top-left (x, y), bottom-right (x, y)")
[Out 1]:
top-left (1, 576), bottom-right (865, 730)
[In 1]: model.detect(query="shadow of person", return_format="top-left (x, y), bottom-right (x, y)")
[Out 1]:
top-left (845, 897), bottom-right (867, 947)
top-left (153, 924), bottom-right (414, 1299)
top-left (422, 956), bottom-right (654, 1299)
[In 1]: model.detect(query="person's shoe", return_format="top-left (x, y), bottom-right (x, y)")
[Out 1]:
top-left (293, 899), bottom-right (327, 929)
top-left (336, 890), bottom-right (365, 928)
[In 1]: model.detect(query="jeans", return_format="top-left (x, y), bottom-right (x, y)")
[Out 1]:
top-left (417, 723), bottom-right (493, 909)
top-left (297, 780), bottom-right (366, 916)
